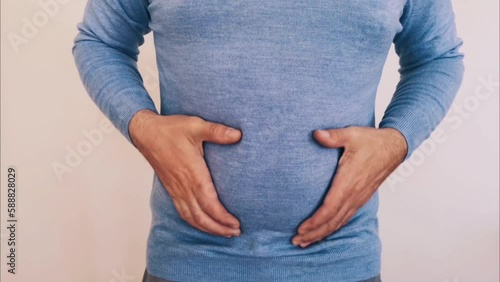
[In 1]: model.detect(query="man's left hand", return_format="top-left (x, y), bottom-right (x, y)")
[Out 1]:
top-left (292, 126), bottom-right (408, 248)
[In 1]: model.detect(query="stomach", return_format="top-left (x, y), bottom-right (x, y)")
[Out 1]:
top-left (157, 80), bottom-right (377, 234)
top-left (202, 124), bottom-right (342, 233)
top-left (149, 114), bottom-right (380, 257)
top-left (150, 91), bottom-right (381, 258)
top-left (155, 45), bottom-right (379, 232)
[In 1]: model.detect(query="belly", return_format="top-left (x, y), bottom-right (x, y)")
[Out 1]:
top-left (155, 39), bottom-right (378, 232)
top-left (203, 125), bottom-right (341, 233)
top-left (158, 85), bottom-right (375, 233)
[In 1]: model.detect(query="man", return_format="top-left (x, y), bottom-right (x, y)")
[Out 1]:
top-left (72, 0), bottom-right (464, 281)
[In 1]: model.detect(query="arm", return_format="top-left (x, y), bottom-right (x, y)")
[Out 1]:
top-left (379, 0), bottom-right (465, 160)
top-left (72, 0), bottom-right (158, 145)
top-left (292, 0), bottom-right (464, 247)
top-left (72, 0), bottom-right (243, 237)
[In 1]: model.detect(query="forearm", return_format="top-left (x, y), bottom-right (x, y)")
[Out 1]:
top-left (379, 0), bottom-right (465, 160)
top-left (72, 0), bottom-right (157, 145)
top-left (73, 40), bottom-right (158, 144)
top-left (379, 55), bottom-right (464, 160)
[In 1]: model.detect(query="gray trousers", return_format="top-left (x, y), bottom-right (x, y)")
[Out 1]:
top-left (142, 269), bottom-right (382, 282)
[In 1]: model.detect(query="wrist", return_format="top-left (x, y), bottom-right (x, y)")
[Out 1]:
top-left (129, 109), bottom-right (160, 149)
top-left (379, 127), bottom-right (408, 163)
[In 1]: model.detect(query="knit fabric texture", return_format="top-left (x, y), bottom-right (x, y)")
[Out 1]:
top-left (73, 0), bottom-right (464, 281)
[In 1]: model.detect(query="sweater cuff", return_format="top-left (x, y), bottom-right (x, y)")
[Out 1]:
top-left (106, 89), bottom-right (158, 146)
top-left (378, 108), bottom-right (431, 161)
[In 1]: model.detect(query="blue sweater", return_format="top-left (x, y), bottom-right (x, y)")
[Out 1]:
top-left (72, 0), bottom-right (464, 281)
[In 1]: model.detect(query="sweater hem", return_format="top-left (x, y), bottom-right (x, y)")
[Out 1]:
top-left (146, 242), bottom-right (381, 282)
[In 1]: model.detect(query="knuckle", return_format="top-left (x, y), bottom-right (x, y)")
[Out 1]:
top-left (197, 182), bottom-right (217, 196)
top-left (203, 186), bottom-right (218, 199)
top-left (208, 123), bottom-right (223, 137)
top-left (326, 219), bottom-right (337, 230)
top-left (199, 199), bottom-right (215, 214)
top-left (310, 213), bottom-right (324, 226)
top-left (308, 218), bottom-right (317, 227)
top-left (195, 184), bottom-right (218, 204)
top-left (189, 115), bottom-right (204, 124)
top-left (188, 116), bottom-right (205, 134)
top-left (346, 127), bottom-right (360, 139)
top-left (192, 211), bottom-right (204, 224)
top-left (337, 131), bottom-right (349, 143)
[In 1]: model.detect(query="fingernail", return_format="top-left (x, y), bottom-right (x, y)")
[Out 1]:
top-left (316, 130), bottom-right (330, 138)
top-left (226, 235), bottom-right (232, 238)
top-left (226, 128), bottom-right (240, 138)
top-left (231, 229), bottom-right (241, 236)
top-left (300, 242), bottom-right (310, 248)
top-left (292, 239), bottom-right (300, 246)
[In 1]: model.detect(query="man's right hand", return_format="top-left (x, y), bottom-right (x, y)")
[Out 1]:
top-left (129, 109), bottom-right (242, 238)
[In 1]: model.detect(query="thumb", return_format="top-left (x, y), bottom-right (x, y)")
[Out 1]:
top-left (313, 128), bottom-right (351, 148)
top-left (200, 121), bottom-right (242, 144)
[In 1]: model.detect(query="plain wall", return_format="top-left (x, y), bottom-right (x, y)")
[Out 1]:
top-left (1, 0), bottom-right (498, 281)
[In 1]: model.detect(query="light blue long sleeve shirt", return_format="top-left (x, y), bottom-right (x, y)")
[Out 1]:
top-left (72, 0), bottom-right (464, 281)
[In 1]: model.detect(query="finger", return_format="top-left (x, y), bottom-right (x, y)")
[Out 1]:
top-left (313, 127), bottom-right (355, 149)
top-left (300, 207), bottom-right (356, 245)
top-left (296, 197), bottom-right (342, 235)
top-left (194, 118), bottom-right (242, 145)
top-left (190, 156), bottom-right (241, 229)
top-left (172, 198), bottom-right (209, 233)
top-left (296, 163), bottom-right (353, 234)
top-left (185, 190), bottom-right (241, 237)
top-left (175, 190), bottom-right (239, 237)
top-left (337, 208), bottom-right (357, 229)
top-left (295, 208), bottom-right (357, 248)
top-left (294, 206), bottom-right (349, 243)
top-left (196, 183), bottom-right (241, 229)
top-left (305, 127), bottom-right (359, 233)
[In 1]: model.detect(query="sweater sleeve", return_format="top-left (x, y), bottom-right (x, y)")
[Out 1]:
top-left (72, 0), bottom-right (158, 145)
top-left (379, 0), bottom-right (465, 160)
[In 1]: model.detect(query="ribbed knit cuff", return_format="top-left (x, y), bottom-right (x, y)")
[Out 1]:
top-left (106, 89), bottom-right (159, 147)
top-left (378, 108), bottom-right (431, 161)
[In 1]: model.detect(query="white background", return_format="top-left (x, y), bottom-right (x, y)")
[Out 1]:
top-left (1, 0), bottom-right (498, 281)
